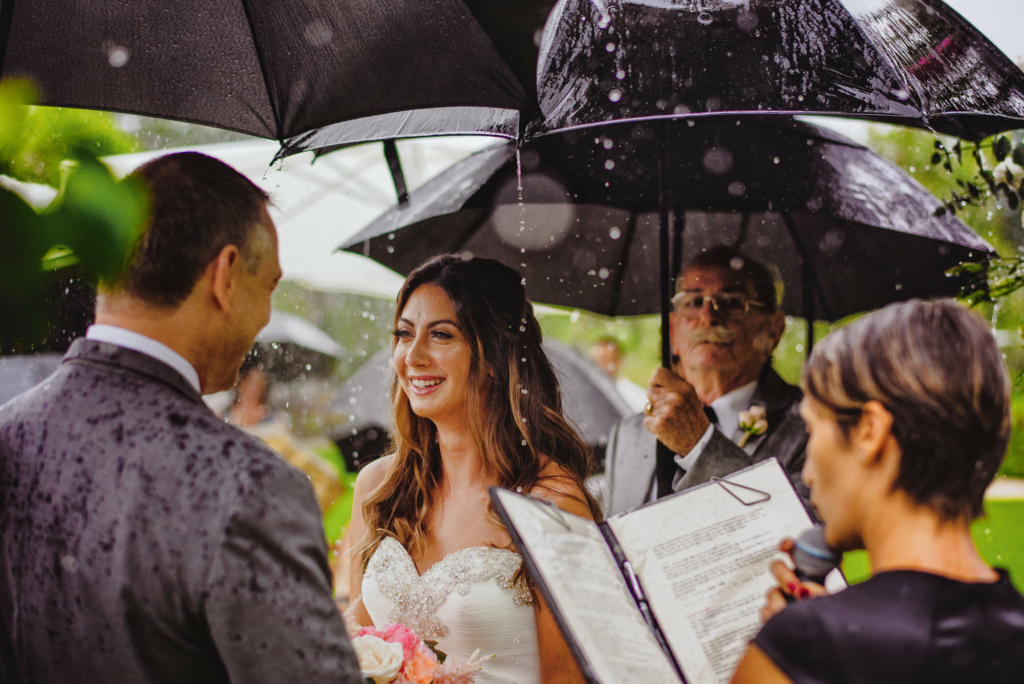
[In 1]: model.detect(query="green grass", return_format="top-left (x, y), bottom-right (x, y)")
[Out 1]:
top-left (841, 499), bottom-right (1024, 591)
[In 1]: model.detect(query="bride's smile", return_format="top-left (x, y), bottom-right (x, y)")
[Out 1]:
top-left (392, 283), bottom-right (472, 423)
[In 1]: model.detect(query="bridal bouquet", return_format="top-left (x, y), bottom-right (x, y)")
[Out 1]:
top-left (352, 623), bottom-right (491, 684)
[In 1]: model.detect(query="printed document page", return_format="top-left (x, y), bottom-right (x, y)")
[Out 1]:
top-left (492, 489), bottom-right (682, 684)
top-left (607, 460), bottom-right (814, 684)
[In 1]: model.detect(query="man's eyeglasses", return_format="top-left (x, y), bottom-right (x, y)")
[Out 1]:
top-left (671, 292), bottom-right (766, 319)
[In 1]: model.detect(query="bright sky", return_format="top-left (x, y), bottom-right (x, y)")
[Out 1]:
top-left (945, 0), bottom-right (1024, 64)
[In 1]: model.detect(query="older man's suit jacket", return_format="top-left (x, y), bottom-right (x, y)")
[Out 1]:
top-left (0, 339), bottom-right (361, 684)
top-left (604, 367), bottom-right (811, 517)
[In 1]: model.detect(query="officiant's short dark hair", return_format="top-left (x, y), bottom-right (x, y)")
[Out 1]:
top-left (802, 299), bottom-right (1010, 521)
top-left (116, 152), bottom-right (271, 306)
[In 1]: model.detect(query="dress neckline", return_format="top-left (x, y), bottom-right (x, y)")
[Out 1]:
top-left (380, 536), bottom-right (519, 577)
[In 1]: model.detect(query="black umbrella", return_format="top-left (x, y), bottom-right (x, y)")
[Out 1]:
top-left (344, 115), bottom-right (996, 498)
top-left (0, 0), bottom-right (554, 147)
top-left (535, 0), bottom-right (1024, 141)
top-left (329, 341), bottom-right (632, 472)
top-left (344, 116), bottom-right (994, 325)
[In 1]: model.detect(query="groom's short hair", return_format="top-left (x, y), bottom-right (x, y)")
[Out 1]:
top-left (116, 152), bottom-right (271, 307)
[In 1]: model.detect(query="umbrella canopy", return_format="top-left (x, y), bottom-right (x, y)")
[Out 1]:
top-left (1, 0), bottom-right (553, 147)
top-left (329, 341), bottom-right (632, 469)
top-left (534, 0), bottom-right (1024, 141)
top-left (249, 309), bottom-right (343, 382)
top-left (103, 137), bottom-right (498, 297)
top-left (343, 116), bottom-right (994, 321)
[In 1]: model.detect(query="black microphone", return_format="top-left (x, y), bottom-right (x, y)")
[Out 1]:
top-left (791, 525), bottom-right (842, 584)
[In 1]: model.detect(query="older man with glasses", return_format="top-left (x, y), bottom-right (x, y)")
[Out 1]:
top-left (603, 246), bottom-right (813, 517)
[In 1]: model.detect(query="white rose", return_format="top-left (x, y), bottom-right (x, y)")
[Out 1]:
top-left (994, 159), bottom-right (1024, 188)
top-left (351, 635), bottom-right (404, 684)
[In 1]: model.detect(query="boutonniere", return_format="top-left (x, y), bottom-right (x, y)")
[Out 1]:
top-left (738, 405), bottom-right (768, 447)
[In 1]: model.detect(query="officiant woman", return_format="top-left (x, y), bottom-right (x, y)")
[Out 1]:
top-left (346, 254), bottom-right (601, 684)
top-left (731, 299), bottom-right (1024, 684)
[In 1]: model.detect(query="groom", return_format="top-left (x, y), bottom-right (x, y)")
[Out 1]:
top-left (0, 153), bottom-right (362, 683)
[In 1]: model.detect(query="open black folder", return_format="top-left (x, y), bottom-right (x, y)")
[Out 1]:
top-left (491, 458), bottom-right (828, 684)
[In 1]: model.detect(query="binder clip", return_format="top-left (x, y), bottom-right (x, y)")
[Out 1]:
top-left (710, 477), bottom-right (771, 506)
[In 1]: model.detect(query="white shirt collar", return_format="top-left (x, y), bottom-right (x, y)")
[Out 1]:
top-left (86, 324), bottom-right (201, 394)
top-left (709, 379), bottom-right (758, 442)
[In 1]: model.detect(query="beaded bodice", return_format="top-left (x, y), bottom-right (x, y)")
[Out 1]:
top-left (363, 536), bottom-right (533, 639)
top-left (362, 536), bottom-right (541, 684)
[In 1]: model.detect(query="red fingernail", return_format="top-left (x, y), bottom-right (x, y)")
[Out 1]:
top-left (798, 587), bottom-right (811, 599)
top-left (787, 582), bottom-right (797, 593)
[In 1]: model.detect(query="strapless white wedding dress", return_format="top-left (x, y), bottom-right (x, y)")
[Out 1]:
top-left (362, 536), bottom-right (541, 684)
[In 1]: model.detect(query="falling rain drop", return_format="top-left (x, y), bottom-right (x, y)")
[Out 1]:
top-left (598, 268), bottom-right (610, 279)
top-left (616, 69), bottom-right (626, 80)
top-left (605, 42), bottom-right (616, 53)
top-left (604, 159), bottom-right (616, 170)
top-left (608, 89), bottom-right (623, 103)
top-left (609, 227), bottom-right (622, 239)
top-left (107, 46), bottom-right (129, 68)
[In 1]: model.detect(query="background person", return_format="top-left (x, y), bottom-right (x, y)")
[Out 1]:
top-left (732, 299), bottom-right (1024, 684)
top-left (346, 255), bottom-right (600, 684)
top-left (604, 247), bottom-right (809, 516)
top-left (228, 361), bottom-right (346, 514)
top-left (0, 152), bottom-right (361, 683)
top-left (589, 336), bottom-right (648, 413)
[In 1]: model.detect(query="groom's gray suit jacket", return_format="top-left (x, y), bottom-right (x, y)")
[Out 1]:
top-left (0, 339), bottom-right (361, 684)
top-left (604, 366), bottom-right (812, 517)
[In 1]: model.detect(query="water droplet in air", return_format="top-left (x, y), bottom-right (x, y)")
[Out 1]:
top-left (609, 227), bottom-right (622, 239)
top-left (616, 69), bottom-right (626, 80)
top-left (697, 12), bottom-right (713, 25)
top-left (521, 389), bottom-right (528, 394)
top-left (108, 46), bottom-right (129, 68)
top-left (598, 268), bottom-right (610, 279)
top-left (605, 42), bottom-right (616, 52)
top-left (604, 159), bottom-right (616, 170)
top-left (608, 89), bottom-right (623, 102)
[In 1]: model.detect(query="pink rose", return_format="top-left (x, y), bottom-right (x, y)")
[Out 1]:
top-left (378, 623), bottom-right (430, 662)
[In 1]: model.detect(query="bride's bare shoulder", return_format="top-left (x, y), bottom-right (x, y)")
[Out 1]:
top-left (529, 459), bottom-right (595, 521)
top-left (353, 454), bottom-right (395, 500)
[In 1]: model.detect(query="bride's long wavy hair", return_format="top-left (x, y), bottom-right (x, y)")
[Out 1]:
top-left (359, 255), bottom-right (601, 578)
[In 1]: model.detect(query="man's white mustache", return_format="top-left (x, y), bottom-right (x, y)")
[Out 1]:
top-left (687, 326), bottom-right (735, 344)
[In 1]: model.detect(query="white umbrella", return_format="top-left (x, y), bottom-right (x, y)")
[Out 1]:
top-left (256, 309), bottom-right (342, 358)
top-left (103, 137), bottom-right (499, 298)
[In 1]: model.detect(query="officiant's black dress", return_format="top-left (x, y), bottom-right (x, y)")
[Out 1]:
top-left (753, 569), bottom-right (1024, 684)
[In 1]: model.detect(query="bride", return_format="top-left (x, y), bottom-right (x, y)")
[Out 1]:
top-left (346, 255), bottom-right (600, 684)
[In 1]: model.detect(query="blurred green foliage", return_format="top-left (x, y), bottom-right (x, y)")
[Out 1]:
top-left (0, 81), bottom-right (137, 186)
top-left (0, 79), bottom-right (148, 352)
